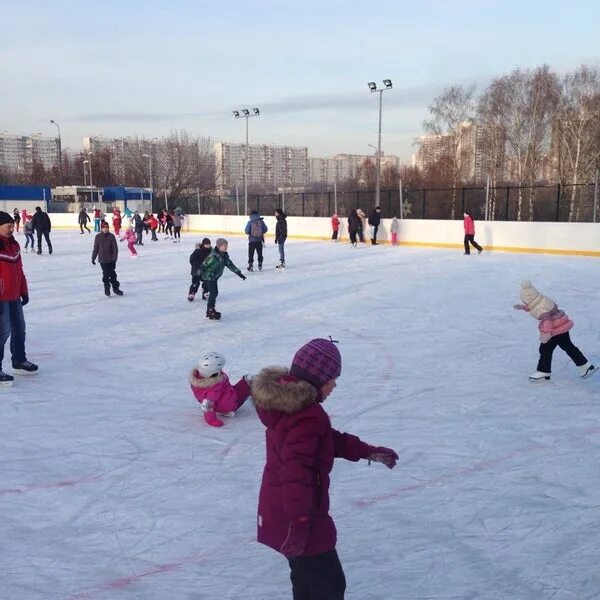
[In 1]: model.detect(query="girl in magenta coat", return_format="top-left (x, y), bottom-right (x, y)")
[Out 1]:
top-left (463, 211), bottom-right (483, 255)
top-left (252, 338), bottom-right (398, 600)
top-left (120, 227), bottom-right (137, 256)
top-left (189, 352), bottom-right (250, 427)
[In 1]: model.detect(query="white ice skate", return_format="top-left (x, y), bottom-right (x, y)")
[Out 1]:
top-left (529, 371), bottom-right (551, 382)
top-left (579, 362), bottom-right (598, 379)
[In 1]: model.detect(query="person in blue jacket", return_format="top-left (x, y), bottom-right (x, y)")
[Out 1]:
top-left (244, 210), bottom-right (268, 272)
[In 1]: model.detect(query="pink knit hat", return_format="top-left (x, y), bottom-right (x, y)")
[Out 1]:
top-left (290, 338), bottom-right (342, 388)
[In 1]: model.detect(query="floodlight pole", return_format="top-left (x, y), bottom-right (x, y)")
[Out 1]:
top-left (233, 108), bottom-right (260, 214)
top-left (50, 119), bottom-right (63, 185)
top-left (368, 80), bottom-right (392, 209)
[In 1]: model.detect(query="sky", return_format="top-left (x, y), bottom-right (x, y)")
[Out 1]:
top-left (1, 0), bottom-right (599, 161)
top-left (2, 229), bottom-right (600, 599)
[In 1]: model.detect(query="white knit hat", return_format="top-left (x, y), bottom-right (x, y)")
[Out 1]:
top-left (520, 280), bottom-right (555, 319)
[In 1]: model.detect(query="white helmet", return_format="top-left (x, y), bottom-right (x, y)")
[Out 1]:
top-left (197, 352), bottom-right (226, 378)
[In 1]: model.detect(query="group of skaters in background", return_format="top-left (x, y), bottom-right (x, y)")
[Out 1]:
top-left (9, 207), bottom-right (52, 255)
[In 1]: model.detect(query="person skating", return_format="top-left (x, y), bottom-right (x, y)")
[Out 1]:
top-left (172, 209), bottom-right (184, 243)
top-left (164, 211), bottom-right (174, 239)
top-left (274, 208), bottom-right (287, 269)
top-left (147, 213), bottom-right (159, 241)
top-left (463, 211), bottom-right (483, 255)
top-left (92, 221), bottom-right (123, 297)
top-left (92, 207), bottom-right (101, 232)
top-left (0, 211), bottom-right (39, 385)
top-left (514, 280), bottom-right (596, 381)
top-left (12, 208), bottom-right (21, 233)
top-left (188, 238), bottom-right (212, 301)
top-left (252, 338), bottom-right (398, 599)
top-left (368, 206), bottom-right (381, 245)
top-left (244, 210), bottom-right (268, 271)
top-left (133, 211), bottom-right (144, 245)
top-left (78, 207), bottom-right (91, 234)
top-left (31, 206), bottom-right (52, 255)
top-left (189, 351), bottom-right (251, 427)
top-left (347, 208), bottom-right (365, 247)
top-left (112, 207), bottom-right (122, 236)
top-left (23, 216), bottom-right (34, 252)
top-left (198, 238), bottom-right (246, 320)
top-left (390, 215), bottom-right (399, 246)
top-left (120, 227), bottom-right (138, 257)
top-left (331, 213), bottom-right (340, 241)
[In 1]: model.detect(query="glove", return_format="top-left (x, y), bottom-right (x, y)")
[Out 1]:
top-left (238, 273), bottom-right (247, 280)
top-left (92, 259), bottom-right (96, 265)
top-left (21, 295), bottom-right (29, 306)
top-left (366, 446), bottom-right (398, 469)
top-left (280, 517), bottom-right (310, 557)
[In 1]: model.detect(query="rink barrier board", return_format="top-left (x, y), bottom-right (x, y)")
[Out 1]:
top-left (45, 214), bottom-right (600, 257)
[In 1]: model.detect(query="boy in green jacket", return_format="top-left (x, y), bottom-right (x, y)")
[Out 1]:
top-left (199, 238), bottom-right (246, 320)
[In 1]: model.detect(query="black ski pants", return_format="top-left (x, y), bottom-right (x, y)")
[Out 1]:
top-left (36, 230), bottom-right (52, 254)
top-left (80, 223), bottom-right (90, 233)
top-left (464, 234), bottom-right (482, 254)
top-left (288, 550), bottom-right (346, 600)
top-left (248, 241), bottom-right (263, 267)
top-left (189, 276), bottom-right (208, 296)
top-left (205, 280), bottom-right (218, 310)
top-left (135, 228), bottom-right (143, 245)
top-left (174, 225), bottom-right (181, 240)
top-left (537, 331), bottom-right (587, 373)
top-left (332, 230), bottom-right (338, 240)
top-left (100, 262), bottom-right (120, 292)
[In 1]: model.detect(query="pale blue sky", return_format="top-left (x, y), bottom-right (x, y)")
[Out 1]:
top-left (1, 0), bottom-right (598, 160)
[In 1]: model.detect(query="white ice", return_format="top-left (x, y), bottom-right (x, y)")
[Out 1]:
top-left (2, 230), bottom-right (600, 600)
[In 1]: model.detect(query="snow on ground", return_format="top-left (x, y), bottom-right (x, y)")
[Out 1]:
top-left (2, 229), bottom-right (600, 600)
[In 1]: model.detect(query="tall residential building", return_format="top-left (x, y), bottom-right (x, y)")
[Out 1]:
top-left (308, 153), bottom-right (400, 185)
top-left (0, 132), bottom-right (60, 174)
top-left (215, 142), bottom-right (308, 192)
top-left (83, 136), bottom-right (132, 180)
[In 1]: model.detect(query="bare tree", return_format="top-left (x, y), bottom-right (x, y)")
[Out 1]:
top-left (423, 84), bottom-right (477, 217)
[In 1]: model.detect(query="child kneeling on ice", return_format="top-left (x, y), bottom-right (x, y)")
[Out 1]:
top-left (514, 280), bottom-right (597, 381)
top-left (190, 351), bottom-right (251, 427)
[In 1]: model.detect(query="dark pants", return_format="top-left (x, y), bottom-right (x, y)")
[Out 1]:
top-left (0, 301), bottom-right (27, 370)
top-left (165, 223), bottom-right (173, 236)
top-left (80, 223), bottom-right (90, 233)
top-left (537, 332), bottom-right (587, 373)
top-left (288, 550), bottom-right (346, 600)
top-left (36, 230), bottom-right (52, 254)
top-left (371, 224), bottom-right (379, 244)
top-left (205, 280), bottom-right (218, 310)
top-left (151, 228), bottom-right (158, 241)
top-left (135, 229), bottom-right (143, 244)
top-left (189, 276), bottom-right (208, 296)
top-left (278, 241), bottom-right (286, 264)
top-left (100, 262), bottom-right (120, 292)
top-left (332, 230), bottom-right (338, 240)
top-left (24, 233), bottom-right (34, 248)
top-left (464, 234), bottom-right (482, 254)
top-left (248, 241), bottom-right (263, 267)
top-left (174, 225), bottom-right (181, 239)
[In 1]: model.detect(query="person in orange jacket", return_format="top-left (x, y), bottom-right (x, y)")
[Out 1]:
top-left (147, 214), bottom-right (159, 241)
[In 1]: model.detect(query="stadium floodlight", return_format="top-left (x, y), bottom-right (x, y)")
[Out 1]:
top-left (232, 107), bottom-right (261, 214)
top-left (367, 79), bottom-right (393, 208)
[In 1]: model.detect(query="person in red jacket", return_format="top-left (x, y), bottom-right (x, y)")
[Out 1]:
top-left (147, 213), bottom-right (159, 241)
top-left (331, 213), bottom-right (340, 241)
top-left (112, 207), bottom-right (122, 237)
top-left (252, 338), bottom-right (398, 600)
top-left (0, 211), bottom-right (39, 385)
top-left (463, 211), bottom-right (483, 255)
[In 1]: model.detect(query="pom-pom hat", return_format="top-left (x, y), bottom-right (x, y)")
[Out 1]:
top-left (290, 338), bottom-right (342, 388)
top-left (520, 280), bottom-right (556, 319)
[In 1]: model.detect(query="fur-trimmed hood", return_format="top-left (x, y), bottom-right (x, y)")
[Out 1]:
top-left (252, 367), bottom-right (317, 416)
top-left (189, 369), bottom-right (227, 389)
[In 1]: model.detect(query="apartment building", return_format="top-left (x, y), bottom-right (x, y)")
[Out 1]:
top-left (0, 132), bottom-right (60, 174)
top-left (215, 142), bottom-right (308, 192)
top-left (308, 153), bottom-right (401, 185)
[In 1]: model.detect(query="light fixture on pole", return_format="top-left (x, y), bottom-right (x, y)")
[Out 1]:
top-left (142, 153), bottom-right (153, 213)
top-left (233, 107), bottom-right (260, 214)
top-left (367, 79), bottom-right (393, 208)
top-left (50, 119), bottom-right (63, 185)
top-left (87, 152), bottom-right (94, 206)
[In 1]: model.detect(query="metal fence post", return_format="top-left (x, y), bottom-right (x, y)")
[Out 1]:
top-left (422, 189), bottom-right (426, 218)
top-left (505, 186), bottom-right (510, 221)
top-left (302, 193), bottom-right (305, 216)
top-left (461, 187), bottom-right (466, 216)
top-left (555, 184), bottom-right (561, 222)
top-left (593, 168), bottom-right (599, 223)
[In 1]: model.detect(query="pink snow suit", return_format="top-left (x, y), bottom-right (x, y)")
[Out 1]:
top-left (189, 369), bottom-right (250, 427)
top-left (538, 307), bottom-right (574, 343)
top-left (121, 229), bottom-right (137, 256)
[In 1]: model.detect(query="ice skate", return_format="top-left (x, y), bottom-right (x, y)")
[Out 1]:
top-left (113, 287), bottom-right (124, 296)
top-left (12, 361), bottom-right (39, 375)
top-left (478, 249), bottom-right (483, 254)
top-left (104, 286), bottom-right (111, 297)
top-left (219, 411), bottom-right (236, 418)
top-left (188, 293), bottom-right (196, 302)
top-left (0, 371), bottom-right (15, 387)
top-left (206, 308), bottom-right (221, 320)
top-left (258, 264), bottom-right (263, 271)
top-left (529, 370), bottom-right (551, 382)
top-left (275, 262), bottom-right (286, 270)
top-left (247, 265), bottom-right (253, 272)
top-left (579, 362), bottom-right (598, 379)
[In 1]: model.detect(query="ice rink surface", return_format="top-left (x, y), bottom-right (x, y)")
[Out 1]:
top-left (2, 230), bottom-right (600, 600)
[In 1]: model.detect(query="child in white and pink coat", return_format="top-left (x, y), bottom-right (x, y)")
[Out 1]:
top-left (121, 227), bottom-right (137, 256)
top-left (189, 352), bottom-right (251, 427)
top-left (514, 280), bottom-right (597, 381)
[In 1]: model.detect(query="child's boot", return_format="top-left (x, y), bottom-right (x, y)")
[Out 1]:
top-left (188, 292), bottom-right (196, 302)
top-left (201, 399), bottom-right (224, 427)
top-left (529, 370), bottom-right (551, 382)
top-left (206, 308), bottom-right (221, 320)
top-left (579, 362), bottom-right (598, 379)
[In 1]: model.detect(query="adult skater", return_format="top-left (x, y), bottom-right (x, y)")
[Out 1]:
top-left (368, 206), bottom-right (381, 245)
top-left (347, 208), bottom-right (365, 247)
top-left (463, 211), bottom-right (483, 255)
top-left (0, 211), bottom-right (39, 385)
top-left (245, 210), bottom-right (268, 271)
top-left (172, 209), bottom-right (184, 243)
top-left (92, 221), bottom-right (123, 297)
top-left (92, 207), bottom-right (101, 232)
top-left (78, 206), bottom-right (91, 234)
top-left (198, 238), bottom-right (246, 320)
top-left (12, 208), bottom-right (21, 233)
top-left (31, 206), bottom-right (52, 255)
top-left (252, 337), bottom-right (398, 600)
top-left (112, 206), bottom-right (122, 236)
top-left (133, 211), bottom-right (144, 246)
top-left (274, 208), bottom-right (287, 269)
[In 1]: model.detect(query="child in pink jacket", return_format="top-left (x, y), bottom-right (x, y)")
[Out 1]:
top-left (121, 227), bottom-right (137, 256)
top-left (514, 280), bottom-right (597, 381)
top-left (189, 352), bottom-right (251, 427)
